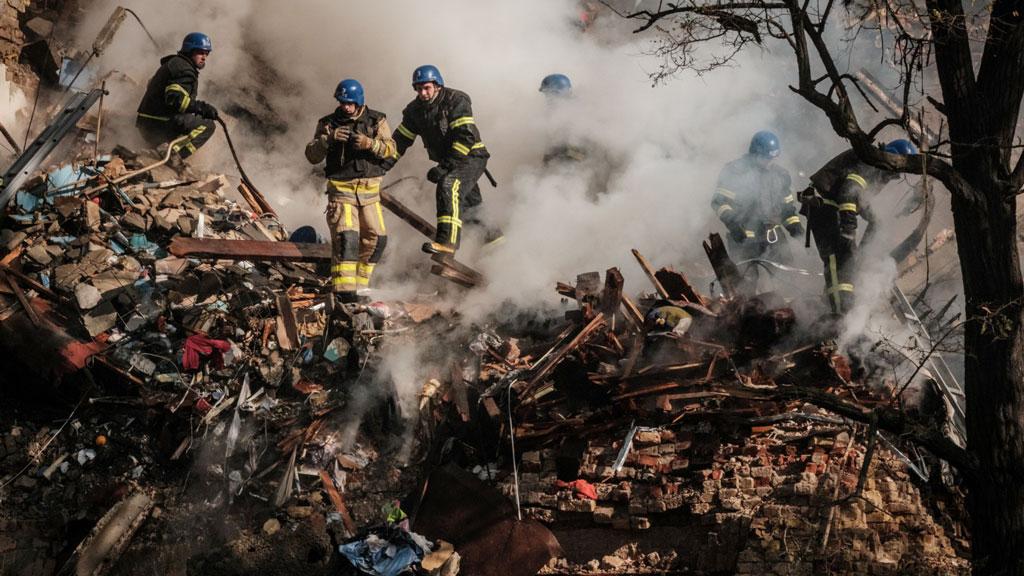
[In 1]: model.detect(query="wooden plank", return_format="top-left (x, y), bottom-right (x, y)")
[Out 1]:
top-left (430, 264), bottom-right (476, 288)
top-left (319, 469), bottom-right (356, 536)
top-left (430, 253), bottom-right (483, 284)
top-left (170, 237), bottom-right (330, 262)
top-left (237, 181), bottom-right (277, 218)
top-left (620, 293), bottom-right (645, 329)
top-left (631, 248), bottom-right (670, 299)
top-left (520, 313), bottom-right (606, 402)
top-left (276, 294), bottom-right (299, 351)
top-left (702, 233), bottom-right (748, 297)
top-left (655, 267), bottom-right (710, 306)
top-left (0, 270), bottom-right (40, 326)
top-left (600, 268), bottom-right (624, 315)
top-left (380, 190), bottom-right (436, 239)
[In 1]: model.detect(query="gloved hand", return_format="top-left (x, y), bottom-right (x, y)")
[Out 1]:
top-left (351, 133), bottom-right (373, 150)
top-left (728, 224), bottom-right (747, 243)
top-left (798, 185), bottom-right (821, 208)
top-left (333, 126), bottom-right (353, 142)
top-left (426, 166), bottom-right (448, 183)
top-left (195, 101), bottom-right (219, 120)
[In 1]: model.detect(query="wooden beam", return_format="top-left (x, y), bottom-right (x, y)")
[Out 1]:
top-left (380, 190), bottom-right (436, 239)
top-left (520, 313), bottom-right (606, 402)
top-left (170, 237), bottom-right (330, 262)
top-left (631, 248), bottom-right (670, 299)
top-left (319, 469), bottom-right (356, 536)
top-left (0, 270), bottom-right (40, 326)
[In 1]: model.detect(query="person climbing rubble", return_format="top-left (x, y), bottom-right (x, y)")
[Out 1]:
top-left (305, 78), bottom-right (396, 305)
top-left (136, 32), bottom-right (219, 166)
top-left (711, 130), bottom-right (803, 287)
top-left (385, 64), bottom-right (502, 255)
top-left (800, 138), bottom-right (917, 316)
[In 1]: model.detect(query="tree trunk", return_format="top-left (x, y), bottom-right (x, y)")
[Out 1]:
top-left (950, 177), bottom-right (1024, 576)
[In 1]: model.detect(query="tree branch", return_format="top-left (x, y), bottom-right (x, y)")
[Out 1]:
top-left (622, 1), bottom-right (788, 33)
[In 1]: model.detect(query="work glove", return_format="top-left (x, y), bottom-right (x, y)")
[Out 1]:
top-left (426, 166), bottom-right (448, 184)
top-left (195, 101), bottom-right (219, 120)
top-left (351, 133), bottom-right (373, 151)
top-left (798, 185), bottom-right (821, 209)
top-left (727, 224), bottom-right (747, 243)
top-left (333, 126), bottom-right (353, 142)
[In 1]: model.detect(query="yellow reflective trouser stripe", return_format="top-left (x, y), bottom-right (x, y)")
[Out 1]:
top-left (471, 142), bottom-right (486, 150)
top-left (137, 113), bottom-right (170, 121)
top-left (745, 230), bottom-right (755, 238)
top-left (715, 187), bottom-right (736, 200)
top-left (375, 203), bottom-right (386, 233)
top-left (717, 204), bottom-right (733, 217)
top-left (785, 215), bottom-right (801, 225)
top-left (165, 84), bottom-right (191, 113)
top-left (838, 203), bottom-right (858, 213)
top-left (825, 254), bottom-right (855, 310)
top-left (822, 199), bottom-right (840, 209)
top-left (783, 194), bottom-right (795, 203)
top-left (343, 204), bottom-right (353, 228)
top-left (449, 116), bottom-right (475, 128)
top-left (396, 123), bottom-right (416, 139)
top-left (450, 179), bottom-right (461, 244)
top-left (846, 173), bottom-right (867, 188)
top-left (172, 124), bottom-right (207, 155)
top-left (333, 261), bottom-right (358, 288)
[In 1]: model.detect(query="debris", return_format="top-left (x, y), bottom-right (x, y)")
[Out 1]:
top-left (69, 491), bottom-right (153, 576)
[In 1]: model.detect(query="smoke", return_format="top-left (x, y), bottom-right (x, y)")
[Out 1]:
top-left (52, 1), bottom-right (957, 351)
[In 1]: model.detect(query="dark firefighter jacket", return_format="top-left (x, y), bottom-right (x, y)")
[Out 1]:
top-left (390, 87), bottom-right (489, 169)
top-left (306, 107), bottom-right (391, 181)
top-left (711, 153), bottom-right (803, 243)
top-left (137, 53), bottom-right (206, 122)
top-left (805, 149), bottom-right (887, 253)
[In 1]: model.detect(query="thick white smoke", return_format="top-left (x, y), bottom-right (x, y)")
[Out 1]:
top-left (55, 1), bottom-right (956, 361)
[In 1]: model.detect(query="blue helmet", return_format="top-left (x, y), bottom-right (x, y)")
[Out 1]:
top-left (334, 79), bottom-right (365, 106)
top-left (884, 138), bottom-right (918, 155)
top-left (540, 74), bottom-right (572, 97)
top-left (749, 130), bottom-right (781, 159)
top-left (181, 32), bottom-right (212, 54)
top-left (412, 65), bottom-right (444, 87)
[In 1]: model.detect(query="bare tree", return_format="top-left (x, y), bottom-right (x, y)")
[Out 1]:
top-left (610, 0), bottom-right (1024, 573)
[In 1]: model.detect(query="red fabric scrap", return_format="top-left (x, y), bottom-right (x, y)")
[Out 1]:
top-left (554, 479), bottom-right (597, 500)
top-left (181, 334), bottom-right (232, 371)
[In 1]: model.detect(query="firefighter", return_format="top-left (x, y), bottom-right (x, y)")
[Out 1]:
top-left (136, 32), bottom-right (219, 164)
top-left (539, 73), bottom-right (587, 165)
top-left (711, 131), bottom-right (804, 275)
top-left (801, 138), bottom-right (917, 315)
top-left (305, 79), bottom-right (396, 304)
top-left (387, 65), bottom-right (496, 255)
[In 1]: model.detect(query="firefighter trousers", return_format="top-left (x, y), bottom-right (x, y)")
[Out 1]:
top-left (820, 248), bottom-right (855, 315)
top-left (136, 112), bottom-right (216, 159)
top-left (326, 186), bottom-right (387, 295)
top-left (435, 157), bottom-right (487, 248)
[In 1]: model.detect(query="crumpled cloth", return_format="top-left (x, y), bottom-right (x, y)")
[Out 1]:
top-left (181, 334), bottom-right (232, 370)
top-left (339, 530), bottom-right (431, 576)
top-left (555, 478), bottom-right (598, 500)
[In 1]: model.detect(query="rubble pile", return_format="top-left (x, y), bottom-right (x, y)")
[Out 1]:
top-left (0, 85), bottom-right (971, 576)
top-left (462, 258), bottom-right (970, 574)
top-left (0, 135), bottom-right (473, 575)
